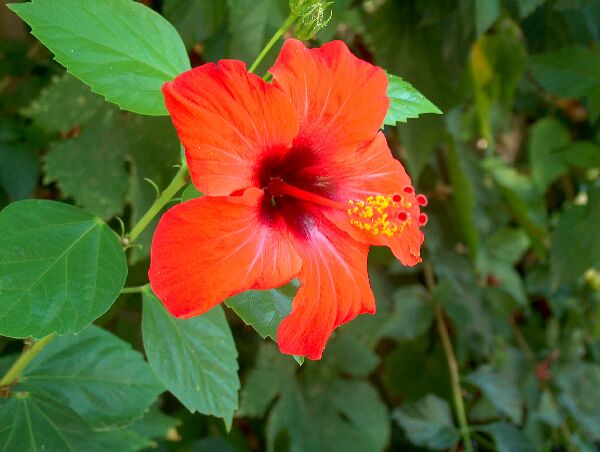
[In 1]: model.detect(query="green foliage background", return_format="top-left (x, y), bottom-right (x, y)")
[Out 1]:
top-left (1, 0), bottom-right (600, 450)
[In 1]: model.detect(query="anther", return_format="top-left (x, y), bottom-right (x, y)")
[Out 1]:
top-left (416, 194), bottom-right (428, 206)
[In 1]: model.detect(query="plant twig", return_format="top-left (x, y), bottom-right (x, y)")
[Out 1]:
top-left (121, 285), bottom-right (148, 294)
top-left (0, 333), bottom-right (57, 389)
top-left (127, 165), bottom-right (188, 243)
top-left (248, 12), bottom-right (298, 74)
top-left (424, 263), bottom-right (474, 452)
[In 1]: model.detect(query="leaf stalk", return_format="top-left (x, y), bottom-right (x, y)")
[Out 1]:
top-left (0, 333), bottom-right (57, 390)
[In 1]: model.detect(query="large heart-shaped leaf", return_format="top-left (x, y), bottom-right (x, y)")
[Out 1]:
top-left (0, 200), bottom-right (127, 338)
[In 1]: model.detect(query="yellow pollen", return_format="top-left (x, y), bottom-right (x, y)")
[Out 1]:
top-left (347, 193), bottom-right (413, 238)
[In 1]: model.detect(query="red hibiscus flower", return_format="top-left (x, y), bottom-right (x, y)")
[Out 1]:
top-left (149, 39), bottom-right (427, 360)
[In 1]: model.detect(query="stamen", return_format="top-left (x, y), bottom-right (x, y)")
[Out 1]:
top-left (347, 193), bottom-right (414, 238)
top-left (265, 179), bottom-right (427, 238)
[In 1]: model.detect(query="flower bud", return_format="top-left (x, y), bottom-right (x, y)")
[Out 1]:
top-left (289, 0), bottom-right (333, 40)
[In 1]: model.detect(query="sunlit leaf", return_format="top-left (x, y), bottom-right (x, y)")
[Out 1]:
top-left (9, 0), bottom-right (190, 115)
top-left (384, 74), bottom-right (442, 126)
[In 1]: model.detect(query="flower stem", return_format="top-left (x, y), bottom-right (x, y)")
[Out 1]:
top-left (128, 165), bottom-right (189, 243)
top-left (248, 12), bottom-right (298, 74)
top-left (0, 333), bottom-right (57, 389)
top-left (121, 285), bottom-right (148, 294)
top-left (424, 263), bottom-right (474, 452)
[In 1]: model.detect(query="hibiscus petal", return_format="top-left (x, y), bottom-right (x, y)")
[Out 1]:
top-left (323, 133), bottom-right (425, 266)
top-left (269, 39), bottom-right (389, 152)
top-left (277, 215), bottom-right (374, 360)
top-left (149, 188), bottom-right (302, 318)
top-left (163, 60), bottom-right (299, 196)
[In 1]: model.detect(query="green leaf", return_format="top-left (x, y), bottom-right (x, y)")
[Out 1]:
top-left (475, 0), bottom-right (501, 36)
top-left (467, 366), bottom-right (523, 423)
top-left (39, 75), bottom-right (180, 249)
top-left (239, 343), bottom-right (296, 417)
top-left (18, 326), bottom-right (164, 429)
top-left (551, 187), bottom-right (600, 286)
top-left (268, 378), bottom-right (390, 452)
top-left (129, 405), bottom-right (180, 440)
top-left (560, 141), bottom-right (600, 169)
top-left (393, 394), bottom-right (459, 450)
top-left (326, 333), bottom-right (380, 377)
top-left (480, 228), bottom-right (530, 306)
top-left (383, 74), bottom-right (442, 126)
top-left (95, 428), bottom-right (154, 452)
top-left (141, 288), bottom-right (239, 428)
top-left (528, 118), bottom-right (571, 191)
top-left (0, 393), bottom-right (98, 451)
top-left (385, 285), bottom-right (433, 340)
top-left (226, 283), bottom-right (305, 365)
top-left (530, 46), bottom-right (600, 99)
top-left (163, 0), bottom-right (227, 49)
top-left (21, 73), bottom-right (108, 133)
top-left (555, 362), bottom-right (600, 440)
top-left (483, 157), bottom-right (547, 258)
top-left (481, 423), bottom-right (535, 452)
top-left (225, 283), bottom-right (296, 340)
top-left (9, 0), bottom-right (190, 115)
top-left (44, 107), bottom-right (129, 220)
top-left (485, 228), bottom-right (530, 265)
top-left (447, 140), bottom-right (480, 259)
top-left (0, 200), bottom-right (127, 338)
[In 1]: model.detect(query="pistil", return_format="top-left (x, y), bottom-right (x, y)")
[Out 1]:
top-left (267, 179), bottom-right (346, 210)
top-left (267, 179), bottom-right (427, 238)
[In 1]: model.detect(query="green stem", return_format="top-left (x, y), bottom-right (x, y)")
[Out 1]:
top-left (121, 285), bottom-right (148, 294)
top-left (0, 334), bottom-right (57, 389)
top-left (424, 264), bottom-right (474, 452)
top-left (128, 165), bottom-right (188, 243)
top-left (248, 12), bottom-right (298, 74)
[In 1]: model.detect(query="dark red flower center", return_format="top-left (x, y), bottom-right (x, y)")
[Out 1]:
top-left (254, 143), bottom-right (335, 238)
top-left (253, 142), bottom-right (428, 240)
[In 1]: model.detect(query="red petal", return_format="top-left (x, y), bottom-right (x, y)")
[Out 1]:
top-left (277, 216), bottom-right (374, 360)
top-left (269, 39), bottom-right (389, 152)
top-left (323, 133), bottom-right (424, 266)
top-left (163, 60), bottom-right (299, 196)
top-left (149, 188), bottom-right (302, 318)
